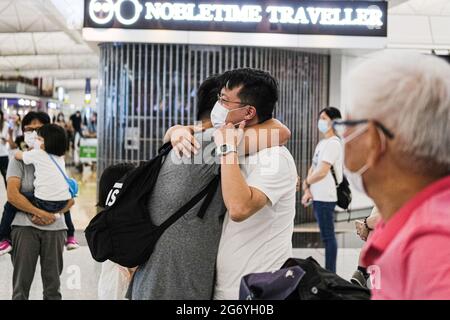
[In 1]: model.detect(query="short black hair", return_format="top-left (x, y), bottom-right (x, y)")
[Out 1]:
top-left (37, 124), bottom-right (68, 156)
top-left (319, 107), bottom-right (342, 120)
top-left (22, 112), bottom-right (50, 131)
top-left (221, 68), bottom-right (278, 123)
top-left (196, 74), bottom-right (224, 121)
top-left (14, 135), bottom-right (26, 151)
top-left (98, 163), bottom-right (136, 207)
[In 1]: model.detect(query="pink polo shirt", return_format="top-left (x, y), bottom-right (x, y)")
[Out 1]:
top-left (362, 175), bottom-right (450, 300)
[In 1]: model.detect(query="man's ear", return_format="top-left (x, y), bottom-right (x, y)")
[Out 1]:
top-left (244, 106), bottom-right (257, 121)
top-left (366, 122), bottom-right (384, 167)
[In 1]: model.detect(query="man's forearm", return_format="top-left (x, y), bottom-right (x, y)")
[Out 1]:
top-left (220, 153), bottom-right (252, 215)
top-left (8, 191), bottom-right (44, 217)
top-left (306, 171), bottom-right (328, 185)
top-left (238, 119), bottom-right (290, 156)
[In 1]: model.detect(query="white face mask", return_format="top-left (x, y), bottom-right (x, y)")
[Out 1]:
top-left (344, 164), bottom-right (370, 196)
top-left (210, 101), bottom-right (229, 128)
top-left (24, 131), bottom-right (37, 149)
top-left (210, 101), bottom-right (247, 128)
top-left (341, 124), bottom-right (370, 195)
top-left (342, 125), bottom-right (386, 197)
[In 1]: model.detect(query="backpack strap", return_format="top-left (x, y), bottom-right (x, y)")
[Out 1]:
top-left (196, 173), bottom-right (220, 219)
top-left (158, 142), bottom-right (173, 155)
top-left (325, 136), bottom-right (341, 187)
top-left (159, 174), bottom-right (220, 231)
top-left (330, 166), bottom-right (339, 187)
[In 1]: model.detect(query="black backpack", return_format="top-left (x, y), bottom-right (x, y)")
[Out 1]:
top-left (331, 166), bottom-right (352, 210)
top-left (84, 142), bottom-right (220, 268)
top-left (282, 257), bottom-right (371, 300)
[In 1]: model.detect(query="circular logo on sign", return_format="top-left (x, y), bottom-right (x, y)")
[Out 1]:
top-left (115, 0), bottom-right (144, 25)
top-left (89, 0), bottom-right (115, 25)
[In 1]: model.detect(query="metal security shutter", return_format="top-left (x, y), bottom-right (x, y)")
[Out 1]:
top-left (97, 43), bottom-right (329, 241)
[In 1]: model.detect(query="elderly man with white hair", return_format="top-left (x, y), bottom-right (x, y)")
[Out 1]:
top-left (332, 51), bottom-right (450, 300)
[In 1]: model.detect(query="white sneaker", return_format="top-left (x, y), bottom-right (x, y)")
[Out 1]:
top-left (65, 237), bottom-right (80, 250)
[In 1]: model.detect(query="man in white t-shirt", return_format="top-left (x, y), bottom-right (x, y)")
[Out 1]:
top-left (211, 69), bottom-right (298, 300)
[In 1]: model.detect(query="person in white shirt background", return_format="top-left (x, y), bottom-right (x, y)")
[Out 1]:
top-left (301, 107), bottom-right (343, 273)
top-left (211, 68), bottom-right (298, 300)
top-left (0, 110), bottom-right (14, 187)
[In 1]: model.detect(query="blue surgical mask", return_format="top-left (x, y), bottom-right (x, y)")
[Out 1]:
top-left (318, 119), bottom-right (330, 133)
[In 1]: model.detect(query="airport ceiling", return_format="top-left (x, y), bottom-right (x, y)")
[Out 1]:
top-left (0, 0), bottom-right (449, 90)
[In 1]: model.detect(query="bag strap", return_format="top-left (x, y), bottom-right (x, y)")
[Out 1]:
top-left (159, 174), bottom-right (220, 231)
top-left (330, 166), bottom-right (339, 187)
top-left (325, 136), bottom-right (341, 187)
top-left (196, 174), bottom-right (220, 219)
top-left (158, 142), bottom-right (173, 155)
top-left (47, 153), bottom-right (70, 183)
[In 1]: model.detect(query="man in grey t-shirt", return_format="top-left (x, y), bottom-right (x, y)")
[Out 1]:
top-left (5, 112), bottom-right (73, 300)
top-left (130, 129), bottom-right (226, 299)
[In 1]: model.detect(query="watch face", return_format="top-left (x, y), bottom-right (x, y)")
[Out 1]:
top-left (220, 145), bottom-right (228, 152)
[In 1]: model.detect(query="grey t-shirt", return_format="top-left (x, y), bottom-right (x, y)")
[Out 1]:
top-left (131, 129), bottom-right (226, 300)
top-left (6, 158), bottom-right (67, 231)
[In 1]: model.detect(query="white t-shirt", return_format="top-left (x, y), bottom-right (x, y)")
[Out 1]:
top-left (22, 149), bottom-right (71, 201)
top-left (309, 136), bottom-right (343, 202)
top-left (98, 260), bottom-right (131, 300)
top-left (214, 146), bottom-right (298, 300)
top-left (0, 123), bottom-right (9, 157)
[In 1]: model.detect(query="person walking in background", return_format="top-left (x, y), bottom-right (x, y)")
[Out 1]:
top-left (55, 113), bottom-right (67, 129)
top-left (69, 111), bottom-right (84, 167)
top-left (302, 107), bottom-right (343, 273)
top-left (0, 110), bottom-right (14, 187)
top-left (69, 111), bottom-right (83, 138)
top-left (87, 112), bottom-right (97, 136)
top-left (333, 51), bottom-right (450, 299)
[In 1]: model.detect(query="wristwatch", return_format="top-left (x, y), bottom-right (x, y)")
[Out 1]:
top-left (364, 217), bottom-right (373, 231)
top-left (216, 144), bottom-right (237, 157)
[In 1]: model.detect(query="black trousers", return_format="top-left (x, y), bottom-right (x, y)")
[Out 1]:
top-left (0, 156), bottom-right (8, 187)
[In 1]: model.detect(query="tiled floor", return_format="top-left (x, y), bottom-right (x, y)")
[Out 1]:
top-left (0, 170), bottom-right (362, 300)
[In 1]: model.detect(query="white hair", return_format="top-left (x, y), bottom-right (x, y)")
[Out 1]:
top-left (347, 51), bottom-right (450, 174)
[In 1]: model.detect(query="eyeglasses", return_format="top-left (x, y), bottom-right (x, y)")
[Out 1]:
top-left (217, 93), bottom-right (250, 107)
top-left (23, 127), bottom-right (37, 133)
top-left (332, 119), bottom-right (395, 140)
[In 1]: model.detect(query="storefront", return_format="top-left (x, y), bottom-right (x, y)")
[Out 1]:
top-left (83, 0), bottom-right (388, 227)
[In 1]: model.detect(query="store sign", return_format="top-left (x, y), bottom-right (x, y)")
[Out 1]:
top-left (84, 0), bottom-right (387, 37)
top-left (80, 138), bottom-right (98, 162)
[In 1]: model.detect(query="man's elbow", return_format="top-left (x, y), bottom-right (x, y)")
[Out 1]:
top-left (228, 204), bottom-right (252, 223)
